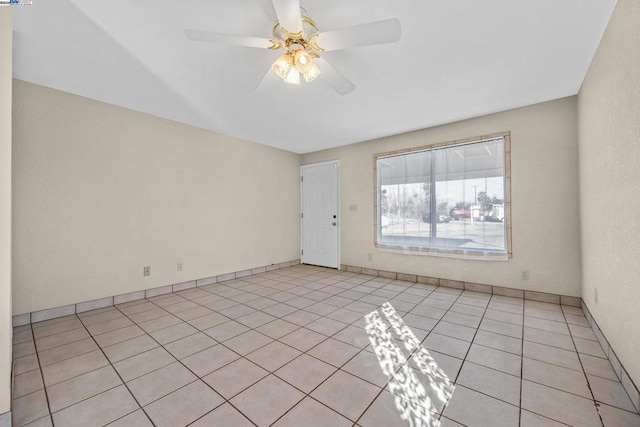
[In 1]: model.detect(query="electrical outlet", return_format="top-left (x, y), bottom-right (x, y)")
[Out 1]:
top-left (143, 266), bottom-right (151, 277)
top-left (177, 261), bottom-right (183, 272)
top-left (594, 288), bottom-right (598, 304)
top-left (350, 204), bottom-right (358, 212)
top-left (521, 270), bottom-right (529, 280)
top-left (367, 253), bottom-right (373, 262)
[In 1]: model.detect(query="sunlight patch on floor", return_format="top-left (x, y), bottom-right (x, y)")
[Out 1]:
top-left (365, 302), bottom-right (454, 427)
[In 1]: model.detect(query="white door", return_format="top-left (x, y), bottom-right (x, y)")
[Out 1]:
top-left (301, 161), bottom-right (340, 268)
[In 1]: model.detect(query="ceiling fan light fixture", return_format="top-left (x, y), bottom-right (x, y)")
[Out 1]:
top-left (302, 61), bottom-right (321, 82)
top-left (272, 48), bottom-right (317, 85)
top-left (293, 49), bottom-right (312, 73)
top-left (283, 66), bottom-right (301, 85)
top-left (271, 52), bottom-right (293, 79)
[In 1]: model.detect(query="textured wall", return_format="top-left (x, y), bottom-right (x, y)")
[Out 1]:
top-left (12, 80), bottom-right (301, 314)
top-left (578, 0), bottom-right (640, 386)
top-left (303, 97), bottom-right (582, 297)
top-left (0, 7), bottom-right (13, 416)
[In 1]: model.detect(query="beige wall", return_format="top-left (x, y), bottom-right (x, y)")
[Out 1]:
top-left (578, 0), bottom-right (640, 386)
top-left (303, 97), bottom-right (582, 296)
top-left (0, 7), bottom-right (13, 416)
top-left (12, 80), bottom-right (301, 315)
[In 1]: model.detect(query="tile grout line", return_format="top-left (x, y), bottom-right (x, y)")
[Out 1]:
top-left (520, 304), bottom-right (607, 424)
top-left (515, 303), bottom-right (621, 425)
top-left (581, 302), bottom-right (640, 414)
top-left (519, 293), bottom-right (525, 427)
top-left (110, 301), bottom-right (248, 423)
top-left (74, 312), bottom-right (157, 427)
top-left (427, 289), bottom-right (477, 423)
top-left (30, 329), bottom-right (88, 355)
top-left (27, 322), bottom-right (55, 427)
top-left (560, 306), bottom-right (605, 427)
top-left (435, 288), bottom-right (498, 423)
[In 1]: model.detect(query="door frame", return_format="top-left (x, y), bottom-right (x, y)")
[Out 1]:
top-left (300, 160), bottom-right (341, 269)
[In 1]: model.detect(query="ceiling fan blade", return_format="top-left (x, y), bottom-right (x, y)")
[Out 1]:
top-left (272, 0), bottom-right (303, 35)
top-left (314, 57), bottom-right (355, 96)
top-left (185, 29), bottom-right (274, 49)
top-left (253, 67), bottom-right (280, 94)
top-left (317, 18), bottom-right (401, 52)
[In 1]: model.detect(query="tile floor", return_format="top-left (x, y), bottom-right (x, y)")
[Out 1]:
top-left (11, 265), bottom-right (640, 427)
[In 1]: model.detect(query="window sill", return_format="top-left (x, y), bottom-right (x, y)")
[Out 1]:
top-left (375, 243), bottom-right (510, 261)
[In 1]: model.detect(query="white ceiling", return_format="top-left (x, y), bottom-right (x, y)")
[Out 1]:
top-left (12, 0), bottom-right (616, 154)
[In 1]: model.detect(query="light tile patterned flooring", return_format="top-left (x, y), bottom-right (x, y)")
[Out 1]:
top-left (12, 265), bottom-right (640, 426)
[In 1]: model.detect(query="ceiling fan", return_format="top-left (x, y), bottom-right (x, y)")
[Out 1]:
top-left (185, 0), bottom-right (401, 95)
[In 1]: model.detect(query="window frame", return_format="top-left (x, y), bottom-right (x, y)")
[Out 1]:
top-left (373, 132), bottom-right (512, 260)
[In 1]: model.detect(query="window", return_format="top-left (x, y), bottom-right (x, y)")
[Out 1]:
top-left (375, 133), bottom-right (511, 260)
